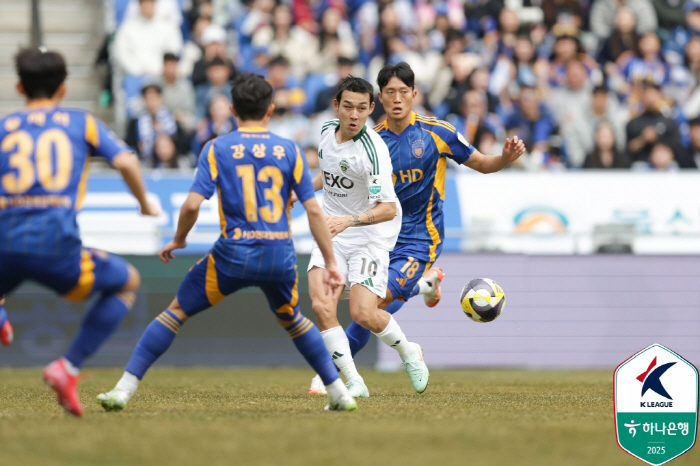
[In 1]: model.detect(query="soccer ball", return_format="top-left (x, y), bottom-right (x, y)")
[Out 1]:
top-left (460, 278), bottom-right (506, 323)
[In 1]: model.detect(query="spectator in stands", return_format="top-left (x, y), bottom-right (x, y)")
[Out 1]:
top-left (191, 94), bottom-right (238, 156)
top-left (589, 0), bottom-right (658, 40)
top-left (113, 0), bottom-right (183, 88)
top-left (549, 60), bottom-right (593, 167)
top-left (266, 55), bottom-right (306, 113)
top-left (191, 25), bottom-right (237, 87)
top-left (252, 3), bottom-right (317, 80)
top-left (626, 81), bottom-right (684, 164)
top-left (126, 83), bottom-right (188, 166)
top-left (447, 89), bottom-right (504, 146)
top-left (310, 6), bottom-right (358, 74)
top-left (651, 0), bottom-right (686, 32)
top-left (596, 6), bottom-right (639, 69)
top-left (686, 117), bottom-right (700, 168)
top-left (160, 53), bottom-right (196, 133)
top-left (505, 86), bottom-right (557, 170)
top-left (622, 32), bottom-right (669, 88)
top-left (178, 12), bottom-right (212, 79)
top-left (663, 1), bottom-right (700, 67)
top-left (194, 56), bottom-right (233, 123)
top-left (583, 121), bottom-right (631, 169)
top-left (312, 56), bottom-right (357, 114)
top-left (123, 0), bottom-right (183, 27)
top-left (634, 141), bottom-right (680, 171)
top-left (267, 89), bottom-right (309, 144)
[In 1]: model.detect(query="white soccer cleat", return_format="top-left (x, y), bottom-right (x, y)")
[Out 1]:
top-left (308, 374), bottom-right (327, 395)
top-left (346, 378), bottom-right (370, 398)
top-left (402, 343), bottom-right (429, 394)
top-left (423, 267), bottom-right (445, 308)
top-left (96, 387), bottom-right (133, 412)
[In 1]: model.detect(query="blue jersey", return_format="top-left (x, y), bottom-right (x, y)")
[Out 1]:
top-left (0, 105), bottom-right (130, 257)
top-left (374, 112), bottom-right (474, 261)
top-left (190, 126), bottom-right (315, 280)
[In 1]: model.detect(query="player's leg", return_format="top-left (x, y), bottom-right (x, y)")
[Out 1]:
top-left (97, 253), bottom-right (228, 412)
top-left (30, 248), bottom-right (137, 416)
top-left (260, 273), bottom-right (356, 411)
top-left (0, 295), bottom-right (13, 346)
top-left (308, 263), bottom-right (369, 397)
top-left (345, 244), bottom-right (444, 356)
top-left (348, 246), bottom-right (430, 394)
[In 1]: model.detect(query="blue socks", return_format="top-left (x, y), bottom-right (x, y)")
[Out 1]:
top-left (125, 310), bottom-right (183, 380)
top-left (63, 291), bottom-right (134, 369)
top-left (284, 316), bottom-right (338, 386)
top-left (346, 298), bottom-right (407, 356)
top-left (0, 306), bottom-right (7, 327)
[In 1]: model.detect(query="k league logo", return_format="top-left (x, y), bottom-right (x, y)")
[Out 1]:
top-left (614, 344), bottom-right (698, 465)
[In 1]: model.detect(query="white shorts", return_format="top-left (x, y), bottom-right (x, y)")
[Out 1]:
top-left (308, 241), bottom-right (389, 300)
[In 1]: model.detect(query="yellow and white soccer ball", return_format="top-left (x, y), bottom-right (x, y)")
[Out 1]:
top-left (460, 278), bottom-right (506, 323)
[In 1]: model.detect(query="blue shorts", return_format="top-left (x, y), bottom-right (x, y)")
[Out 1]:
top-left (177, 250), bottom-right (301, 323)
top-left (0, 248), bottom-right (130, 301)
top-left (386, 242), bottom-right (443, 301)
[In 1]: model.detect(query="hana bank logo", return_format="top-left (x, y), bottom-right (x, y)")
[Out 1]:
top-left (513, 207), bottom-right (568, 234)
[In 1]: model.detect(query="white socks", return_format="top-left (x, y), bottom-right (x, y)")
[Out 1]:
top-left (325, 378), bottom-right (347, 401)
top-left (61, 357), bottom-right (80, 376)
top-left (417, 277), bottom-right (432, 295)
top-left (373, 315), bottom-right (414, 359)
top-left (321, 326), bottom-right (362, 383)
top-left (115, 371), bottom-right (140, 395)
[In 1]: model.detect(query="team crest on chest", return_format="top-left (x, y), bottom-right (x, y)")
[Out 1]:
top-left (412, 139), bottom-right (424, 158)
top-left (340, 158), bottom-right (349, 173)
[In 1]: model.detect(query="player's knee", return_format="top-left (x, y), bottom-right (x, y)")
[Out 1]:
top-left (121, 264), bottom-right (141, 292)
top-left (311, 300), bottom-right (333, 319)
top-left (378, 293), bottom-right (393, 310)
top-left (167, 298), bottom-right (189, 323)
top-left (350, 306), bottom-right (375, 329)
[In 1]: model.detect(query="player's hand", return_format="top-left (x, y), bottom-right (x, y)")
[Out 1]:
top-left (326, 216), bottom-right (350, 238)
top-left (140, 201), bottom-right (161, 217)
top-left (642, 126), bottom-right (657, 143)
top-left (159, 239), bottom-right (187, 264)
top-left (290, 191), bottom-right (299, 206)
top-left (501, 136), bottom-right (526, 165)
top-left (323, 263), bottom-right (345, 295)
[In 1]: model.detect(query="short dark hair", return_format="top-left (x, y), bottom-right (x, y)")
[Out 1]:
top-left (337, 56), bottom-right (356, 67)
top-left (335, 76), bottom-right (374, 105)
top-left (230, 73), bottom-right (273, 120)
top-left (377, 62), bottom-right (415, 91)
top-left (592, 85), bottom-right (608, 95)
top-left (15, 47), bottom-right (67, 99)
top-left (206, 56), bottom-right (227, 68)
top-left (163, 53), bottom-right (179, 62)
top-left (141, 82), bottom-right (162, 96)
top-left (268, 55), bottom-right (289, 68)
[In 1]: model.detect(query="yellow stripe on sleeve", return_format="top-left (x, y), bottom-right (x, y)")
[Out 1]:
top-left (294, 146), bottom-right (304, 184)
top-left (207, 143), bottom-right (218, 181)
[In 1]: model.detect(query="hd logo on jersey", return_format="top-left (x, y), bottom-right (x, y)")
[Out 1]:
top-left (614, 344), bottom-right (698, 465)
top-left (412, 139), bottom-right (424, 158)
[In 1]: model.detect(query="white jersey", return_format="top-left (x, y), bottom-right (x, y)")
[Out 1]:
top-left (318, 120), bottom-right (401, 251)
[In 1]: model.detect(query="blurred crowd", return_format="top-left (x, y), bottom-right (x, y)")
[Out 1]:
top-left (102, 0), bottom-right (700, 171)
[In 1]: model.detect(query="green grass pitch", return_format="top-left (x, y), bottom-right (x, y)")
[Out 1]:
top-left (1, 368), bottom-right (697, 466)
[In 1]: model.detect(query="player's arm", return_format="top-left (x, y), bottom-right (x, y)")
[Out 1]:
top-left (325, 201), bottom-right (396, 238)
top-left (159, 192), bottom-right (205, 263)
top-left (159, 141), bottom-right (217, 263)
top-left (111, 151), bottom-right (159, 216)
top-left (463, 136), bottom-right (526, 174)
